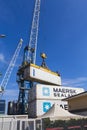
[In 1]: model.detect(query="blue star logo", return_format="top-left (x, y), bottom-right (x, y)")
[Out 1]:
top-left (43, 102), bottom-right (51, 112)
top-left (42, 87), bottom-right (50, 96)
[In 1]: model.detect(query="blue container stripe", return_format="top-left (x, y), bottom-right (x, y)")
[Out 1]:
top-left (33, 69), bottom-right (35, 76)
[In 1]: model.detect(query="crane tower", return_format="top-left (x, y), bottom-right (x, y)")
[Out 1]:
top-left (17, 0), bottom-right (41, 114)
top-left (17, 0), bottom-right (61, 115)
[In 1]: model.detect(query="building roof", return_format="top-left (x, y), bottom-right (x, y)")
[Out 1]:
top-left (62, 91), bottom-right (87, 101)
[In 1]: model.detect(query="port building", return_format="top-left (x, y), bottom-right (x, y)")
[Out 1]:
top-left (63, 91), bottom-right (87, 116)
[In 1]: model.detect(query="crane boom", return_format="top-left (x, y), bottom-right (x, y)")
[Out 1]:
top-left (0, 39), bottom-right (23, 92)
top-left (27, 0), bottom-right (41, 64)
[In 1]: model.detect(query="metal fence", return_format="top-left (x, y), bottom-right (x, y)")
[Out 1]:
top-left (0, 118), bottom-right (42, 130)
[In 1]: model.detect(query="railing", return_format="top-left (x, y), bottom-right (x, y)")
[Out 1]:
top-left (0, 118), bottom-right (42, 130)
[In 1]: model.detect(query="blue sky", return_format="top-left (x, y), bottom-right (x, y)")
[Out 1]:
top-left (0, 0), bottom-right (87, 105)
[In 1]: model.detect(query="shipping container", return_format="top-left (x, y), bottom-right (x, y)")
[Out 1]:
top-left (29, 84), bottom-right (84, 102)
top-left (24, 63), bottom-right (61, 86)
top-left (7, 101), bottom-right (17, 115)
top-left (0, 100), bottom-right (5, 114)
top-left (28, 99), bottom-right (68, 117)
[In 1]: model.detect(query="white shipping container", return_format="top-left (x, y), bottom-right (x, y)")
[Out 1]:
top-left (29, 84), bottom-right (85, 102)
top-left (24, 64), bottom-right (61, 86)
top-left (28, 99), bottom-right (68, 117)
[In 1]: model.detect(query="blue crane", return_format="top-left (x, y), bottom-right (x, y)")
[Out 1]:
top-left (17, 0), bottom-right (41, 114)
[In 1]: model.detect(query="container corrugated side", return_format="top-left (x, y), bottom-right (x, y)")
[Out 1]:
top-left (28, 84), bottom-right (85, 102)
top-left (24, 64), bottom-right (61, 86)
top-left (28, 99), bottom-right (68, 117)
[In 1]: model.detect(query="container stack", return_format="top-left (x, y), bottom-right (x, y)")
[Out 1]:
top-left (28, 84), bottom-right (84, 117)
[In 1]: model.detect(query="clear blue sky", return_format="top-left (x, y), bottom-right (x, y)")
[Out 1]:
top-left (0, 0), bottom-right (87, 103)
